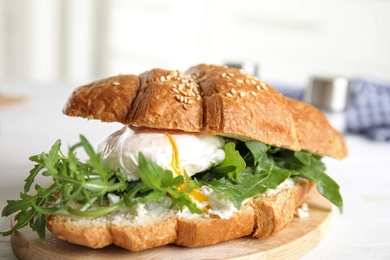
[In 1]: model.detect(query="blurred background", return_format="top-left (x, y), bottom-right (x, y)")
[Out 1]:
top-left (1, 0), bottom-right (389, 86)
top-left (1, 2), bottom-right (390, 259)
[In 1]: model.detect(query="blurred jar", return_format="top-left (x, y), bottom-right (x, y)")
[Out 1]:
top-left (304, 76), bottom-right (350, 133)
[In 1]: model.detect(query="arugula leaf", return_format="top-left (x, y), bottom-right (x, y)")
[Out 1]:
top-left (24, 163), bottom-right (44, 193)
top-left (138, 153), bottom-right (167, 191)
top-left (233, 170), bottom-right (268, 202)
top-left (122, 181), bottom-right (147, 207)
top-left (294, 151), bottom-right (311, 166)
top-left (30, 210), bottom-right (46, 240)
top-left (0, 206), bottom-right (35, 236)
top-left (244, 140), bottom-right (268, 165)
top-left (137, 152), bottom-right (202, 213)
top-left (209, 142), bottom-right (246, 179)
top-left (262, 167), bottom-right (291, 189)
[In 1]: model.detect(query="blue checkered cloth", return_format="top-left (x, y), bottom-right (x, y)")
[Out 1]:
top-left (346, 78), bottom-right (390, 142)
top-left (274, 78), bottom-right (390, 142)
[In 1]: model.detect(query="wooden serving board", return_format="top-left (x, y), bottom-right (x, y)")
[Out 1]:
top-left (10, 190), bottom-right (332, 260)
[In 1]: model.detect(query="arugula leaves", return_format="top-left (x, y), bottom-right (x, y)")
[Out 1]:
top-left (248, 142), bottom-right (343, 211)
top-left (0, 136), bottom-right (202, 240)
top-left (273, 150), bottom-right (343, 211)
top-left (1, 135), bottom-right (343, 241)
top-left (137, 153), bottom-right (202, 213)
top-left (200, 140), bottom-right (292, 210)
top-left (200, 140), bottom-right (343, 212)
top-left (1, 137), bottom-right (129, 239)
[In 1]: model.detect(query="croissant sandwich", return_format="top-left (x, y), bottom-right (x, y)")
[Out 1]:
top-left (1, 64), bottom-right (347, 252)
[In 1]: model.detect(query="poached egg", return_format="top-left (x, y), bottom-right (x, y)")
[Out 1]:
top-left (98, 126), bottom-right (226, 181)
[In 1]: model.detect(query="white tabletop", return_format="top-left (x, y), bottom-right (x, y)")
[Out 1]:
top-left (1, 84), bottom-right (389, 259)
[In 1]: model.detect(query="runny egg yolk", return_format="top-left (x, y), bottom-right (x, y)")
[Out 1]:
top-left (176, 181), bottom-right (209, 205)
top-left (188, 189), bottom-right (209, 204)
top-left (167, 135), bottom-right (210, 207)
top-left (176, 181), bottom-right (189, 192)
top-left (166, 134), bottom-right (182, 176)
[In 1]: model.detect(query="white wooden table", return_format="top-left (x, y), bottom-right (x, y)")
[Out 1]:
top-left (1, 84), bottom-right (389, 259)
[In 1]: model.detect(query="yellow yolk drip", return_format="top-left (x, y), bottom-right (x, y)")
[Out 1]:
top-left (166, 135), bottom-right (210, 207)
top-left (188, 189), bottom-right (209, 203)
top-left (176, 181), bottom-right (189, 192)
top-left (166, 134), bottom-right (182, 176)
top-left (176, 182), bottom-right (209, 205)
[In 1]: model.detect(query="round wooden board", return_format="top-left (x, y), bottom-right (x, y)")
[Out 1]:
top-left (10, 190), bottom-right (333, 260)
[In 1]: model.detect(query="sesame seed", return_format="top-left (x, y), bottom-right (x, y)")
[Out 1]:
top-left (236, 79), bottom-right (243, 83)
top-left (250, 91), bottom-right (257, 96)
top-left (196, 95), bottom-right (201, 101)
top-left (231, 88), bottom-right (237, 94)
top-left (172, 71), bottom-right (178, 77)
top-left (228, 73), bottom-right (234, 77)
top-left (172, 88), bottom-right (179, 93)
top-left (260, 82), bottom-right (268, 91)
top-left (175, 95), bottom-right (181, 101)
top-left (180, 96), bottom-right (185, 102)
top-left (226, 92), bottom-right (233, 98)
top-left (256, 85), bottom-right (261, 90)
top-left (251, 79), bottom-right (257, 85)
top-left (245, 79), bottom-right (250, 84)
top-left (160, 76), bottom-right (165, 82)
top-left (112, 81), bottom-right (120, 86)
top-left (221, 73), bottom-right (227, 77)
top-left (179, 90), bottom-right (187, 96)
top-left (239, 92), bottom-right (245, 97)
top-left (182, 104), bottom-right (188, 110)
top-left (166, 75), bottom-right (171, 81)
top-left (187, 99), bottom-right (194, 104)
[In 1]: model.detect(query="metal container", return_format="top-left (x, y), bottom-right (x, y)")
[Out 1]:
top-left (304, 75), bottom-right (350, 133)
top-left (304, 76), bottom-right (350, 112)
